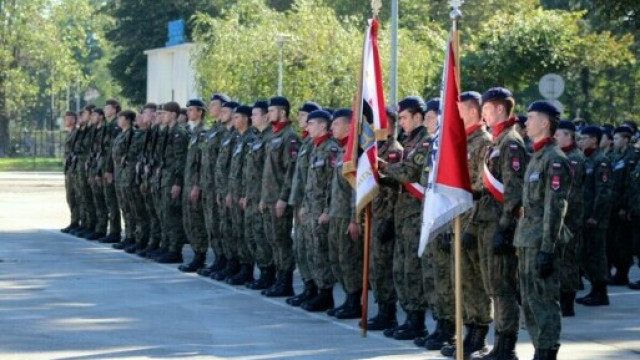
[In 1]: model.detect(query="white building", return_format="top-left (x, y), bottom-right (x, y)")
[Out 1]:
top-left (144, 42), bottom-right (198, 106)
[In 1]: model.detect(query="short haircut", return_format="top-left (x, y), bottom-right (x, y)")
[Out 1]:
top-left (105, 99), bottom-right (121, 113)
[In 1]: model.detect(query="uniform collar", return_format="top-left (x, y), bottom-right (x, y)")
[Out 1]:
top-left (491, 117), bottom-right (516, 139)
top-left (313, 133), bottom-right (332, 146)
top-left (561, 143), bottom-right (575, 153)
top-left (336, 136), bottom-right (348, 148)
top-left (532, 137), bottom-right (554, 153)
top-left (272, 120), bottom-right (291, 134)
top-left (465, 123), bottom-right (483, 137)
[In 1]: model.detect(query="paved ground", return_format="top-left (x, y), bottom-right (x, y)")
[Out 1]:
top-left (0, 172), bottom-right (639, 360)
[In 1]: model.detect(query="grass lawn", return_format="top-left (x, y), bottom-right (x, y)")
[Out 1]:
top-left (0, 157), bottom-right (64, 172)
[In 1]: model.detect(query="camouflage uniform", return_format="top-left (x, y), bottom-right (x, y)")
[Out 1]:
top-left (626, 161), bottom-right (640, 264)
top-left (63, 127), bottom-right (79, 226)
top-left (244, 126), bottom-right (273, 268)
top-left (160, 123), bottom-right (189, 253)
top-left (137, 125), bottom-right (162, 249)
top-left (560, 146), bottom-right (585, 293)
top-left (101, 117), bottom-right (122, 236)
top-left (88, 123), bottom-right (109, 236)
top-left (303, 135), bottom-right (339, 290)
top-left (228, 128), bottom-right (256, 266)
top-left (150, 126), bottom-right (168, 250)
top-left (474, 123), bottom-right (527, 336)
top-left (288, 136), bottom-right (314, 283)
top-left (182, 123), bottom-right (209, 254)
top-left (73, 126), bottom-right (96, 231)
top-left (514, 140), bottom-right (571, 351)
top-left (261, 122), bottom-right (299, 274)
top-left (201, 122), bottom-right (227, 260)
top-left (214, 127), bottom-right (239, 261)
top-left (128, 129), bottom-right (150, 247)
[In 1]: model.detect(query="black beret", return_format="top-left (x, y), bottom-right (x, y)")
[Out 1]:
top-left (163, 101), bottom-right (181, 114)
top-left (269, 96), bottom-right (290, 109)
top-left (398, 96), bottom-right (426, 114)
top-left (614, 126), bottom-right (633, 135)
top-left (252, 100), bottom-right (269, 111)
top-left (460, 91), bottom-right (482, 103)
top-left (385, 105), bottom-right (398, 123)
top-left (527, 100), bottom-right (561, 119)
top-left (621, 120), bottom-right (637, 133)
top-left (307, 110), bottom-right (332, 123)
top-left (601, 127), bottom-right (613, 139)
top-left (558, 120), bottom-right (576, 132)
top-left (517, 115), bottom-right (527, 126)
top-left (222, 101), bottom-right (239, 110)
top-left (234, 105), bottom-right (252, 117)
top-left (186, 98), bottom-right (206, 109)
top-left (581, 126), bottom-right (602, 140)
top-left (333, 108), bottom-right (353, 121)
top-left (482, 87), bottom-right (513, 104)
top-left (298, 101), bottom-right (321, 113)
top-left (210, 93), bottom-right (231, 103)
top-left (324, 108), bottom-right (335, 115)
top-left (425, 98), bottom-right (440, 114)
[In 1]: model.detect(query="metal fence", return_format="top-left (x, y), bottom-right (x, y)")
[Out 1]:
top-left (8, 129), bottom-right (66, 158)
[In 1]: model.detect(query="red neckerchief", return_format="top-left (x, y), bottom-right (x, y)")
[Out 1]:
top-left (491, 117), bottom-right (517, 139)
top-left (584, 147), bottom-right (596, 157)
top-left (465, 123), bottom-right (483, 137)
top-left (533, 137), bottom-right (554, 153)
top-left (302, 130), bottom-right (309, 140)
top-left (313, 133), bottom-right (332, 146)
top-left (272, 120), bottom-right (291, 134)
top-left (336, 136), bottom-right (348, 148)
top-left (561, 143), bottom-right (575, 153)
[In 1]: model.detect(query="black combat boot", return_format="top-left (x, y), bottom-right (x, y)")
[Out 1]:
top-left (61, 222), bottom-right (79, 234)
top-left (560, 291), bottom-right (576, 317)
top-left (113, 238), bottom-right (135, 250)
top-left (301, 287), bottom-right (334, 312)
top-left (138, 243), bottom-right (158, 258)
top-left (264, 270), bottom-right (294, 297)
top-left (99, 232), bottom-right (121, 244)
top-left (447, 324), bottom-right (490, 358)
top-left (199, 256), bottom-right (227, 277)
top-left (425, 319), bottom-right (455, 350)
top-left (471, 331), bottom-right (501, 360)
top-left (213, 258), bottom-right (240, 281)
top-left (69, 226), bottom-right (83, 236)
top-left (247, 265), bottom-right (276, 290)
top-left (416, 317), bottom-right (442, 347)
top-left (364, 303), bottom-right (398, 331)
top-left (497, 332), bottom-right (518, 360)
top-left (227, 264), bottom-right (254, 285)
top-left (156, 250), bottom-right (184, 264)
top-left (285, 280), bottom-right (317, 306)
top-left (393, 311), bottom-right (426, 340)
top-left (86, 231), bottom-right (106, 241)
top-left (582, 282), bottom-right (609, 306)
top-left (387, 318), bottom-right (410, 339)
top-left (537, 346), bottom-right (559, 360)
top-left (441, 324), bottom-right (471, 357)
top-left (75, 228), bottom-right (92, 238)
top-left (327, 295), bottom-right (348, 317)
top-left (178, 251), bottom-right (207, 272)
top-left (335, 290), bottom-right (362, 319)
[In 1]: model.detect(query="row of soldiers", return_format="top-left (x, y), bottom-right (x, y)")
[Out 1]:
top-left (60, 90), bottom-right (640, 360)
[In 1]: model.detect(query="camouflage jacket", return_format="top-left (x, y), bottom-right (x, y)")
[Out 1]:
top-left (475, 123), bottom-right (528, 231)
top-left (184, 122), bottom-right (207, 188)
top-left (111, 127), bottom-right (137, 187)
top-left (626, 161), bottom-right (640, 217)
top-left (244, 126), bottom-right (272, 202)
top-left (214, 126), bottom-right (239, 197)
top-left (288, 136), bottom-right (313, 207)
top-left (372, 137), bottom-right (402, 222)
top-left (514, 140), bottom-right (571, 253)
top-left (466, 125), bottom-right (493, 229)
top-left (261, 122), bottom-right (300, 205)
top-left (101, 117), bottom-right (121, 174)
top-left (160, 123), bottom-right (188, 188)
top-left (303, 135), bottom-right (340, 215)
top-left (64, 128), bottom-right (78, 174)
top-left (583, 149), bottom-right (612, 228)
top-left (88, 123), bottom-right (106, 177)
top-left (329, 142), bottom-right (355, 220)
top-left (74, 125), bottom-right (93, 172)
top-left (611, 147), bottom-right (639, 211)
top-left (201, 122), bottom-right (227, 193)
top-left (228, 128), bottom-right (256, 198)
top-left (149, 125), bottom-right (167, 187)
top-left (563, 145), bottom-right (586, 235)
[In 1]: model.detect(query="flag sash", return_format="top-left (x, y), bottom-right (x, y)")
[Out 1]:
top-left (482, 163), bottom-right (505, 203)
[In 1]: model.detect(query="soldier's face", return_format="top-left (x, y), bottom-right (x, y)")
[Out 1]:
top-left (220, 108), bottom-right (232, 123)
top-left (582, 135), bottom-right (598, 150)
top-left (209, 100), bottom-right (222, 119)
top-left (398, 110), bottom-right (421, 134)
top-left (90, 112), bottom-right (99, 125)
top-left (161, 111), bottom-right (173, 126)
top-left (600, 135), bottom-right (612, 149)
top-left (307, 119), bottom-right (326, 138)
top-left (554, 129), bottom-right (573, 148)
top-left (268, 106), bottom-right (282, 123)
top-left (64, 116), bottom-right (76, 128)
top-left (297, 111), bottom-right (309, 128)
top-left (251, 108), bottom-right (267, 128)
top-left (482, 102), bottom-right (500, 127)
top-left (232, 113), bottom-right (248, 130)
top-left (613, 133), bottom-right (629, 149)
top-left (525, 111), bottom-right (548, 140)
top-left (458, 101), bottom-right (480, 127)
top-left (187, 106), bottom-right (202, 121)
top-left (331, 117), bottom-right (350, 140)
top-left (424, 111), bottom-right (438, 135)
top-left (104, 104), bottom-right (116, 118)
top-left (117, 115), bottom-right (128, 129)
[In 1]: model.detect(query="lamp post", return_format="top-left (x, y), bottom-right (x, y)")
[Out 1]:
top-left (276, 33), bottom-right (292, 96)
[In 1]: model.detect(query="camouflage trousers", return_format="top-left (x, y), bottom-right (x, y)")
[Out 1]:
top-left (329, 218), bottom-right (363, 294)
top-left (73, 166), bottom-right (95, 230)
top-left (608, 215), bottom-right (633, 273)
top-left (263, 203), bottom-right (295, 273)
top-left (430, 234), bottom-right (454, 321)
top-left (115, 183), bottom-right (135, 240)
top-left (421, 240), bottom-right (437, 316)
top-left (161, 184), bottom-right (186, 253)
top-left (141, 185), bottom-right (162, 248)
top-left (308, 213), bottom-right (335, 290)
top-left (369, 217), bottom-right (397, 304)
top-left (125, 184), bottom-right (149, 246)
top-left (394, 211), bottom-right (426, 312)
top-left (103, 180), bottom-right (121, 235)
top-left (231, 196), bottom-right (253, 265)
top-left (202, 187), bottom-right (223, 259)
top-left (518, 246), bottom-right (561, 350)
top-left (217, 198), bottom-right (234, 260)
top-left (293, 208), bottom-right (313, 282)
top-left (245, 200), bottom-right (272, 268)
top-left (477, 220), bottom-right (519, 334)
top-left (65, 171), bottom-right (79, 225)
top-left (457, 225), bottom-right (492, 325)
top-left (582, 225), bottom-right (608, 285)
top-left (182, 185), bottom-right (208, 254)
top-left (560, 228), bottom-right (581, 292)
top-left (150, 177), bottom-right (167, 250)
top-left (89, 179), bottom-right (108, 234)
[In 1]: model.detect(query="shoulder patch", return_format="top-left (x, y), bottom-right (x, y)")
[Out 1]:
top-left (552, 162), bottom-right (562, 169)
top-left (422, 141), bottom-right (430, 149)
top-left (511, 157), bottom-right (521, 172)
top-left (509, 143), bottom-right (518, 150)
top-left (551, 174), bottom-right (561, 191)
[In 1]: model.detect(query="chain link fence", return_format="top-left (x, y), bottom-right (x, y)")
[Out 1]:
top-left (8, 129), bottom-right (66, 158)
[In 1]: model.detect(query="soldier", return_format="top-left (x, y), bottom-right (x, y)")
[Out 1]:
top-left (472, 88), bottom-right (527, 360)
top-left (286, 101), bottom-right (321, 305)
top-left (86, 108), bottom-right (109, 241)
top-left (259, 96), bottom-right (300, 297)
top-left (378, 96), bottom-right (431, 341)
top-left (575, 126), bottom-right (613, 306)
top-left (554, 120), bottom-right (586, 317)
top-left (211, 101), bottom-right (241, 281)
top-left (600, 127), bottom-right (614, 159)
top-left (61, 111), bottom-right (80, 234)
top-left (627, 159), bottom-right (640, 290)
top-left (515, 100), bottom-right (570, 360)
top-left (244, 101), bottom-right (275, 290)
top-left (608, 126), bottom-right (637, 285)
top-left (99, 99), bottom-right (123, 244)
top-left (198, 93), bottom-right (232, 276)
top-left (70, 105), bottom-right (97, 238)
top-left (366, 107), bottom-right (401, 330)
top-left (178, 99), bottom-right (209, 272)
top-left (441, 91), bottom-right (493, 358)
top-left (155, 101), bottom-right (189, 264)
top-left (298, 110), bottom-right (338, 311)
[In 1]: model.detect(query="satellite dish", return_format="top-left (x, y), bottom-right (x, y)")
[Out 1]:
top-left (539, 74), bottom-right (565, 100)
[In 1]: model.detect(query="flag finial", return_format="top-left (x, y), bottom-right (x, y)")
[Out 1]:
top-left (371, 0), bottom-right (382, 17)
top-left (449, 0), bottom-right (463, 20)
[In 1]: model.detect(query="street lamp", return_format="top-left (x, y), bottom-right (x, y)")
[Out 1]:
top-left (276, 33), bottom-right (292, 96)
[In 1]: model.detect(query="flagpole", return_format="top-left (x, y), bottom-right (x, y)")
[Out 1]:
top-left (449, 1), bottom-right (464, 360)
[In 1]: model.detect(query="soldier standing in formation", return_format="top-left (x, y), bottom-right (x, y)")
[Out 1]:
top-left (61, 111), bottom-right (79, 234)
top-left (100, 99), bottom-right (123, 244)
top-left (86, 108), bottom-right (109, 241)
